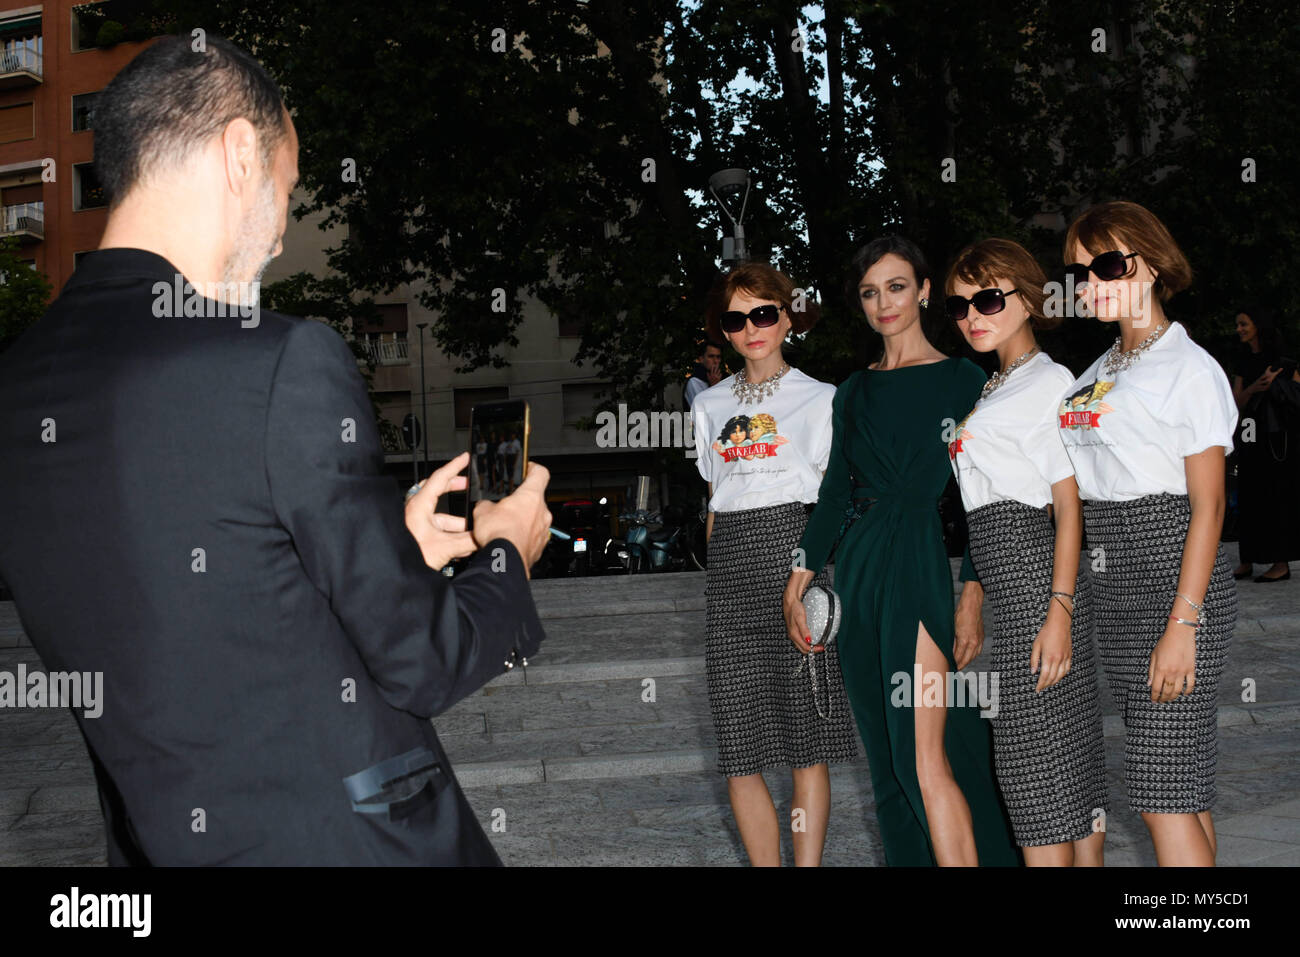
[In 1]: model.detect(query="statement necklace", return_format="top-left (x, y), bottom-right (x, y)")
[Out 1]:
top-left (732, 363), bottom-right (790, 405)
top-left (980, 347), bottom-right (1039, 400)
top-left (1103, 321), bottom-right (1168, 376)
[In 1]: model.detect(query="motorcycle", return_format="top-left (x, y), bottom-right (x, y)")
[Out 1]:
top-left (605, 501), bottom-right (706, 574)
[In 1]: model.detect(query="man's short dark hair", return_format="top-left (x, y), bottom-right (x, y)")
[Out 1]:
top-left (94, 34), bottom-right (287, 205)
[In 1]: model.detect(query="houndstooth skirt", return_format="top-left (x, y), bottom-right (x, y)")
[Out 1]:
top-left (705, 502), bottom-right (861, 777)
top-left (1083, 493), bottom-right (1236, 814)
top-left (966, 500), bottom-right (1109, 846)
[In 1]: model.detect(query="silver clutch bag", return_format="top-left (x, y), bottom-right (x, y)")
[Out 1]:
top-left (802, 584), bottom-right (841, 649)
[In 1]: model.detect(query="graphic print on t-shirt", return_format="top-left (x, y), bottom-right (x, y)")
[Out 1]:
top-left (1058, 379), bottom-right (1115, 431)
top-left (711, 411), bottom-right (790, 463)
top-left (949, 408), bottom-right (975, 460)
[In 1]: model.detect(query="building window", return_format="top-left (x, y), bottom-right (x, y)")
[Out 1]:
top-left (354, 303), bottom-right (410, 365)
top-left (72, 92), bottom-right (99, 132)
top-left (0, 102), bottom-right (35, 144)
top-left (453, 387), bottom-right (509, 430)
top-left (558, 312), bottom-right (584, 337)
top-left (562, 382), bottom-right (608, 427)
top-left (0, 14), bottom-right (42, 76)
top-left (73, 163), bottom-right (107, 211)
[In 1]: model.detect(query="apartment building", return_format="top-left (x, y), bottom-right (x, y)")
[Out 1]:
top-left (0, 1), bottom-right (158, 291)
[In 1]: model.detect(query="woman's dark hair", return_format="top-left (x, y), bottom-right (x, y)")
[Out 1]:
top-left (843, 234), bottom-right (949, 353)
top-left (94, 34), bottom-right (287, 205)
top-left (1237, 305), bottom-right (1282, 356)
top-left (843, 235), bottom-right (933, 310)
top-left (719, 415), bottom-right (750, 444)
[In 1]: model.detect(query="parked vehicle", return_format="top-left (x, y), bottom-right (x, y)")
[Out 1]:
top-left (605, 500), bottom-right (706, 574)
top-left (548, 498), bottom-right (610, 577)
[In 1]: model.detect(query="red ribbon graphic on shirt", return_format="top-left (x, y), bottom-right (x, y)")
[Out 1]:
top-left (721, 442), bottom-right (779, 462)
top-left (1059, 411), bottom-right (1102, 429)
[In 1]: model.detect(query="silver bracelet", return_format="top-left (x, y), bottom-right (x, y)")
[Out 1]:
top-left (1050, 590), bottom-right (1074, 617)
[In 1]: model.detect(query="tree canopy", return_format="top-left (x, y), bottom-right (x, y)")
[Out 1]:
top-left (160, 0), bottom-right (1299, 398)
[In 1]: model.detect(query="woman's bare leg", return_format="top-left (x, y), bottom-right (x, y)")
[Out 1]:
top-left (1072, 829), bottom-right (1106, 866)
top-left (791, 763), bottom-right (831, 866)
top-left (1143, 811), bottom-right (1215, 866)
top-left (914, 622), bottom-right (978, 866)
top-left (727, 773), bottom-right (781, 866)
top-left (1023, 842), bottom-right (1074, 866)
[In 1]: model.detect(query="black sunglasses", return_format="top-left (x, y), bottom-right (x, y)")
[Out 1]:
top-left (945, 288), bottom-right (1020, 323)
top-left (720, 304), bottom-right (784, 334)
top-left (1066, 250), bottom-right (1138, 289)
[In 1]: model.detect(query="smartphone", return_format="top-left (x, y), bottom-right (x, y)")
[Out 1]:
top-left (465, 399), bottom-right (530, 532)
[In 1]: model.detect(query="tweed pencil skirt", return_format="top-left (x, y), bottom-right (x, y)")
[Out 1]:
top-left (705, 502), bottom-right (861, 777)
top-left (1083, 493), bottom-right (1236, 814)
top-left (966, 500), bottom-right (1109, 845)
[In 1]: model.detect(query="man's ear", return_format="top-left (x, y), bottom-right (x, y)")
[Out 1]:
top-left (220, 117), bottom-right (260, 196)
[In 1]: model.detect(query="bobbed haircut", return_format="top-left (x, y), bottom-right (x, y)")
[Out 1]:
top-left (1063, 200), bottom-right (1192, 303)
top-left (704, 261), bottom-right (821, 344)
top-left (946, 237), bottom-right (1058, 330)
top-left (94, 34), bottom-right (287, 205)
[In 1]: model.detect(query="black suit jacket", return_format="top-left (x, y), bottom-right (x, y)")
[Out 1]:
top-left (0, 249), bottom-right (546, 865)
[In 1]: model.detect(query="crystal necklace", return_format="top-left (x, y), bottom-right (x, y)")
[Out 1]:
top-left (1102, 321), bottom-right (1167, 376)
top-left (980, 347), bottom-right (1040, 400)
top-left (732, 362), bottom-right (790, 405)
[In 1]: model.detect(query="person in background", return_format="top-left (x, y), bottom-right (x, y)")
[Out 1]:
top-left (685, 338), bottom-right (725, 409)
top-left (1230, 306), bottom-right (1300, 583)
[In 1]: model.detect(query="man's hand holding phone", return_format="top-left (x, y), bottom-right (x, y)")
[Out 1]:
top-left (472, 462), bottom-right (552, 576)
top-left (406, 455), bottom-right (552, 576)
top-left (404, 452), bottom-right (477, 570)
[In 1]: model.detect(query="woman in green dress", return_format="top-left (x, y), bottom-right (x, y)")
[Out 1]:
top-left (783, 235), bottom-right (1019, 866)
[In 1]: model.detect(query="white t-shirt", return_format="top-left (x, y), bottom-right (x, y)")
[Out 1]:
top-left (692, 368), bottom-right (834, 513)
top-left (1057, 321), bottom-right (1237, 501)
top-left (949, 352), bottom-right (1076, 511)
top-left (684, 376), bottom-right (707, 409)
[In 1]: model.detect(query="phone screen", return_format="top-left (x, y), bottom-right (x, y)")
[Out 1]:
top-left (465, 400), bottom-right (530, 531)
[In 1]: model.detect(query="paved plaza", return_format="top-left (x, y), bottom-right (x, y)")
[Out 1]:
top-left (2, 543), bottom-right (1297, 866)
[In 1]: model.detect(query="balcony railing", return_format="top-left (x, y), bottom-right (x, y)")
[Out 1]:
top-left (1, 202), bottom-right (43, 243)
top-left (0, 47), bottom-right (42, 86)
top-left (358, 338), bottom-right (410, 366)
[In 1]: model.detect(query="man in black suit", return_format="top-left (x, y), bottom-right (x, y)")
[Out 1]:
top-left (0, 35), bottom-right (552, 865)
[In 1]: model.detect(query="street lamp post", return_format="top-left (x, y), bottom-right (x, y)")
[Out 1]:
top-left (708, 168), bottom-right (752, 266)
top-left (416, 322), bottom-right (429, 480)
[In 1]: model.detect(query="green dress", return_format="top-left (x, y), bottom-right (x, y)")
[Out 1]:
top-left (799, 358), bottom-right (1020, 866)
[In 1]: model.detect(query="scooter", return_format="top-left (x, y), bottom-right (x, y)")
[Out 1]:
top-left (606, 501), bottom-right (704, 573)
